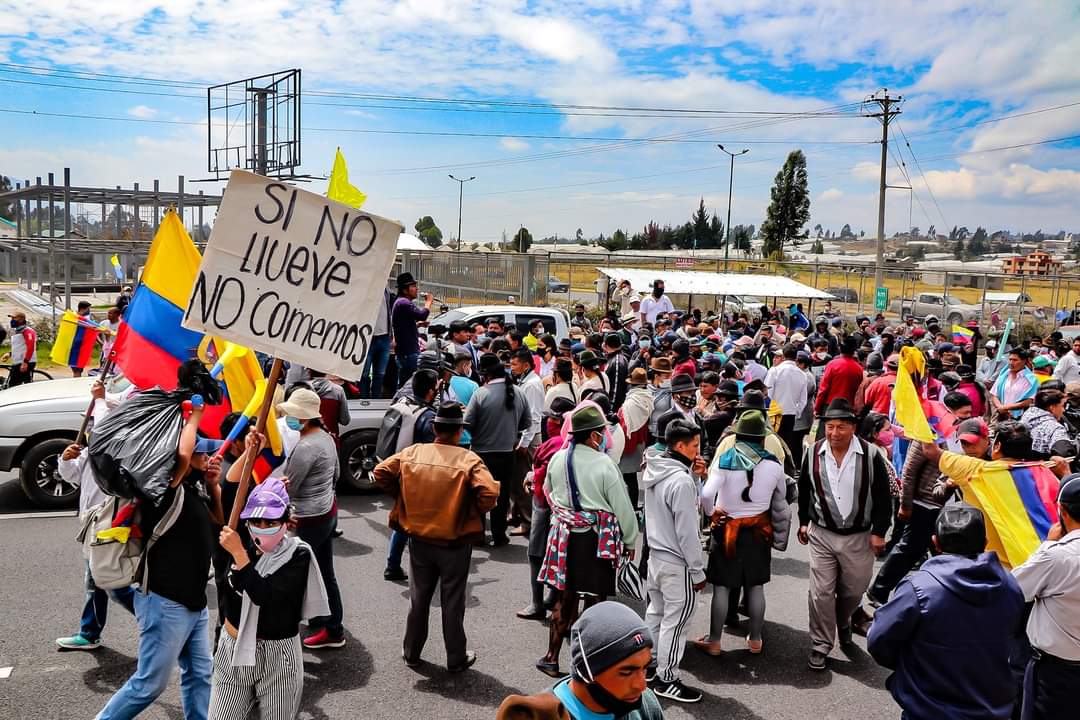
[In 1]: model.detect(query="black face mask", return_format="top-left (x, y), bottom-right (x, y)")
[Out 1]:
top-left (676, 394), bottom-right (696, 410)
top-left (653, 287), bottom-right (664, 298)
top-left (487, 330), bottom-right (500, 338)
top-left (585, 680), bottom-right (643, 716)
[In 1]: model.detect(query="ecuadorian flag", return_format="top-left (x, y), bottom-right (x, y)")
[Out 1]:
top-left (51, 310), bottom-right (100, 369)
top-left (112, 211), bottom-right (284, 480)
top-left (941, 452), bottom-right (1060, 568)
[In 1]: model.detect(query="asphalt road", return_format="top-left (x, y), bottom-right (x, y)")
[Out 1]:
top-left (0, 477), bottom-right (898, 720)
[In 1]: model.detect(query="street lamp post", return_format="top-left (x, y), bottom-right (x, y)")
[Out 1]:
top-left (717, 145), bottom-right (749, 272)
top-left (449, 174), bottom-right (476, 252)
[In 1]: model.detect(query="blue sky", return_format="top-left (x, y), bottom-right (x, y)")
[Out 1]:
top-left (1, 1), bottom-right (1079, 243)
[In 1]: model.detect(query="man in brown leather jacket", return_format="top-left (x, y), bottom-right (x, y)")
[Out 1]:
top-left (374, 402), bottom-right (500, 673)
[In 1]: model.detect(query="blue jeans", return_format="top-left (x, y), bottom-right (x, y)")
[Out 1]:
top-left (96, 591), bottom-right (211, 720)
top-left (296, 513), bottom-right (344, 637)
top-left (359, 334), bottom-right (391, 398)
top-left (395, 352), bottom-right (419, 389)
top-left (387, 530), bottom-right (408, 571)
top-left (79, 561), bottom-right (135, 641)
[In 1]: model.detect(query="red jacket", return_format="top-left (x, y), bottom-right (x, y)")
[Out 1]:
top-left (814, 355), bottom-right (865, 415)
top-left (862, 371), bottom-right (897, 416)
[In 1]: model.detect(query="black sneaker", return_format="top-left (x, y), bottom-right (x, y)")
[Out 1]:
top-left (645, 665), bottom-right (657, 684)
top-left (653, 679), bottom-right (703, 704)
top-left (384, 567), bottom-right (408, 582)
top-left (808, 650), bottom-right (828, 671)
top-left (448, 650), bottom-right (477, 673)
top-left (838, 625), bottom-right (855, 648)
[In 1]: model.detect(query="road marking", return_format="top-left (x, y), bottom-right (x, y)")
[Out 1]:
top-left (0, 666), bottom-right (12, 679)
top-left (0, 511), bottom-right (77, 520)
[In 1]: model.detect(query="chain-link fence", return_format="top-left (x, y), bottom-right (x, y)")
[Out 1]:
top-left (398, 249), bottom-right (1080, 332)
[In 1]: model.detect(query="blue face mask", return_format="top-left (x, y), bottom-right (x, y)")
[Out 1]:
top-left (285, 417), bottom-right (302, 431)
top-left (639, 339), bottom-right (650, 349)
top-left (597, 433), bottom-right (608, 453)
top-left (9, 320), bottom-right (18, 329)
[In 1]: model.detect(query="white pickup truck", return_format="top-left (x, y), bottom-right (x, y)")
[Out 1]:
top-left (0, 378), bottom-right (391, 509)
top-left (888, 293), bottom-right (981, 325)
top-left (430, 304), bottom-right (572, 337)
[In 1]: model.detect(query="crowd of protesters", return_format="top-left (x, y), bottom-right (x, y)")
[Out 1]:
top-left (62, 270), bottom-right (1080, 719)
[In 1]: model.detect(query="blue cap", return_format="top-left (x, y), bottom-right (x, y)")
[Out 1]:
top-left (571, 341), bottom-right (585, 354)
top-left (194, 437), bottom-right (224, 455)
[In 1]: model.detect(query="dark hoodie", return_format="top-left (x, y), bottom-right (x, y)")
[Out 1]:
top-left (867, 552), bottom-right (1025, 720)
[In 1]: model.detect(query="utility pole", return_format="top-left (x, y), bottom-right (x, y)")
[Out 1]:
top-left (449, 174), bottom-right (476, 252)
top-left (717, 144), bottom-right (749, 272)
top-left (863, 89), bottom-right (902, 289)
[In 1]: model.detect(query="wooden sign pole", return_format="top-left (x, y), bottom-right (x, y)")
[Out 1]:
top-left (77, 356), bottom-right (115, 447)
top-left (227, 357), bottom-right (284, 530)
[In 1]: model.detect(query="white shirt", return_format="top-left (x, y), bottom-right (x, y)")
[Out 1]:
top-left (1013, 529), bottom-right (1080, 660)
top-left (516, 370), bottom-right (546, 448)
top-left (820, 437), bottom-right (863, 519)
top-left (765, 360), bottom-right (808, 417)
top-left (701, 459), bottom-right (784, 518)
top-left (1054, 351), bottom-right (1080, 385)
top-left (640, 295), bottom-right (674, 325)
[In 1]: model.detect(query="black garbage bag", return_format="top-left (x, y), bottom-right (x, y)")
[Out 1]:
top-left (88, 389), bottom-right (186, 505)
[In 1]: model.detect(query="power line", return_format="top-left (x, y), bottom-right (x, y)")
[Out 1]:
top-left (906, 100), bottom-right (1080, 138)
top-left (917, 133), bottom-right (1080, 162)
top-left (895, 122), bottom-right (949, 230)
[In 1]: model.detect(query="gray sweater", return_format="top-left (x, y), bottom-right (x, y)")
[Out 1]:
top-left (285, 430), bottom-right (339, 517)
top-left (463, 378), bottom-right (531, 453)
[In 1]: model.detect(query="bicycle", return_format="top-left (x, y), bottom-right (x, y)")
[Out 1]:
top-left (0, 365), bottom-right (55, 390)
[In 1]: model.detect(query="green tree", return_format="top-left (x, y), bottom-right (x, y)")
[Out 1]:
top-left (0, 175), bottom-right (12, 220)
top-left (575, 228), bottom-right (583, 242)
top-left (414, 216), bottom-right (443, 248)
top-left (813, 223), bottom-right (823, 237)
top-left (953, 236), bottom-right (965, 260)
top-left (967, 227), bottom-right (989, 256)
top-left (759, 150), bottom-right (811, 259)
top-left (811, 238), bottom-right (824, 254)
top-left (710, 213), bottom-right (724, 247)
top-left (691, 197), bottom-right (712, 249)
top-left (601, 228), bottom-right (627, 252)
top-left (512, 226), bottom-right (533, 253)
top-left (732, 224), bottom-right (752, 252)
top-left (839, 223), bottom-right (854, 239)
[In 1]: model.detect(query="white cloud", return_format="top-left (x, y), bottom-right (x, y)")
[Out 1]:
top-left (819, 188), bottom-right (843, 201)
top-left (499, 137), bottom-right (530, 151)
top-left (127, 105), bottom-right (157, 119)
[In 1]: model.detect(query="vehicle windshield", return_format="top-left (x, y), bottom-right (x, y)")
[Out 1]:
top-left (431, 309), bottom-right (468, 325)
top-left (943, 295), bottom-right (962, 305)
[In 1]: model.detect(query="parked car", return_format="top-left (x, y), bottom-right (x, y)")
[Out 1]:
top-left (547, 276), bottom-right (570, 293)
top-left (888, 293), bottom-right (980, 325)
top-left (0, 378), bottom-right (390, 509)
top-left (431, 304), bottom-right (571, 338)
top-left (824, 287), bottom-right (859, 304)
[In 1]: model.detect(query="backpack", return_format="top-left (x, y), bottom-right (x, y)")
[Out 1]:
top-left (77, 486), bottom-right (185, 591)
top-left (375, 398), bottom-right (429, 460)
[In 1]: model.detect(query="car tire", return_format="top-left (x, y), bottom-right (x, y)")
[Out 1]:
top-left (338, 429), bottom-right (381, 493)
top-left (20, 437), bottom-right (79, 509)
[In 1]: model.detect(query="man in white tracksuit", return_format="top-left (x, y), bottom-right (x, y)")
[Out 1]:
top-left (642, 418), bottom-right (707, 705)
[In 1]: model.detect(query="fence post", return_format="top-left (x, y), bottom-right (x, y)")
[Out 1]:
top-left (63, 167), bottom-right (71, 314)
top-left (943, 271), bottom-right (951, 323)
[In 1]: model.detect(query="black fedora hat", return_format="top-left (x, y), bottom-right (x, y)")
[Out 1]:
top-left (822, 397), bottom-right (858, 422)
top-left (433, 401), bottom-right (467, 426)
top-left (544, 396), bottom-right (577, 420)
top-left (669, 373), bottom-right (696, 394)
top-left (396, 271), bottom-right (418, 289)
top-left (736, 389), bottom-right (767, 411)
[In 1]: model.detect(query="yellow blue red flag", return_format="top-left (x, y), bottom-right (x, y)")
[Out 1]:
top-left (327, 147), bottom-right (367, 209)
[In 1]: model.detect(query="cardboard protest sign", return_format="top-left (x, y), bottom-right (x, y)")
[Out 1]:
top-left (182, 170), bottom-right (402, 379)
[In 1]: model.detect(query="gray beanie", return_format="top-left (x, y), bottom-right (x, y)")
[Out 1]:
top-left (570, 601), bottom-right (653, 683)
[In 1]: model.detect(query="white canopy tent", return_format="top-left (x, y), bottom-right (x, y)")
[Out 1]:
top-left (595, 267), bottom-right (836, 300)
top-left (397, 233), bottom-right (429, 251)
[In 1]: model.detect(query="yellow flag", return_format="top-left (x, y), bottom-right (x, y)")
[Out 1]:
top-left (892, 346), bottom-right (934, 442)
top-left (327, 148), bottom-right (367, 209)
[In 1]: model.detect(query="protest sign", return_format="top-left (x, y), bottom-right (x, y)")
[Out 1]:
top-left (182, 170), bottom-right (402, 379)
